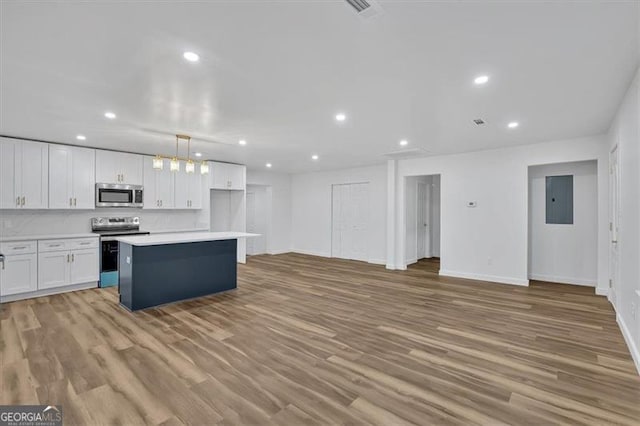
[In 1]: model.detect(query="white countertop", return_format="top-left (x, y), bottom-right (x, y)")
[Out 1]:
top-left (115, 231), bottom-right (259, 246)
top-left (0, 233), bottom-right (99, 242)
top-left (142, 227), bottom-right (210, 234)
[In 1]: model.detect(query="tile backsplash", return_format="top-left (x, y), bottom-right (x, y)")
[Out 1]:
top-left (0, 209), bottom-right (208, 237)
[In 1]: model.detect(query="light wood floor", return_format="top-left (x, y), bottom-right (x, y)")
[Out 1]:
top-left (1, 253), bottom-right (639, 425)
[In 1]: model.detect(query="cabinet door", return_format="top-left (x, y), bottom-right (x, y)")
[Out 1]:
top-left (174, 169), bottom-right (189, 208)
top-left (38, 251), bottom-right (70, 289)
top-left (0, 138), bottom-right (18, 209)
top-left (70, 248), bottom-right (99, 285)
top-left (1, 253), bottom-right (38, 296)
top-left (95, 150), bottom-right (119, 183)
top-left (20, 141), bottom-right (49, 209)
top-left (48, 144), bottom-right (73, 209)
top-left (142, 157), bottom-right (159, 209)
top-left (71, 146), bottom-right (96, 209)
top-left (228, 164), bottom-right (245, 190)
top-left (120, 153), bottom-right (143, 185)
top-left (211, 162), bottom-right (228, 189)
top-left (157, 159), bottom-right (174, 208)
top-left (188, 172), bottom-right (202, 209)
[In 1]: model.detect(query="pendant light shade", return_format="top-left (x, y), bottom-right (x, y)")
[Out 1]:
top-left (170, 157), bottom-right (180, 172)
top-left (152, 156), bottom-right (164, 170)
top-left (185, 160), bottom-right (195, 174)
top-left (200, 161), bottom-right (209, 175)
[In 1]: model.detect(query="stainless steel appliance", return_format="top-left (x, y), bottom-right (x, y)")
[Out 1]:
top-left (91, 216), bottom-right (149, 288)
top-left (95, 183), bottom-right (144, 208)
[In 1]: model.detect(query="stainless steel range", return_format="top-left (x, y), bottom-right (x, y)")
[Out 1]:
top-left (91, 217), bottom-right (149, 288)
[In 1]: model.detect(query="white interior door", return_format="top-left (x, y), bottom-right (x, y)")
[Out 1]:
top-left (609, 146), bottom-right (620, 307)
top-left (417, 182), bottom-right (431, 259)
top-left (332, 183), bottom-right (369, 262)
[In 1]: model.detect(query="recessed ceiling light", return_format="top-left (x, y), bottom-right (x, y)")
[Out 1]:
top-left (183, 51), bottom-right (200, 62)
top-left (312, 154), bottom-right (319, 160)
top-left (194, 152), bottom-right (202, 157)
top-left (76, 135), bottom-right (86, 141)
top-left (335, 113), bottom-right (346, 122)
top-left (238, 139), bottom-right (247, 146)
top-left (104, 111), bottom-right (116, 119)
top-left (266, 163), bottom-right (272, 168)
top-left (508, 121), bottom-right (519, 129)
top-left (399, 139), bottom-right (409, 146)
top-left (474, 75), bottom-right (489, 85)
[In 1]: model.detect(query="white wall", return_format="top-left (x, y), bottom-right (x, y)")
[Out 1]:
top-left (246, 170), bottom-right (292, 254)
top-left (291, 164), bottom-right (387, 264)
top-left (528, 161), bottom-right (598, 286)
top-left (608, 66), bottom-right (640, 372)
top-left (246, 184), bottom-right (268, 255)
top-left (392, 135), bottom-right (609, 289)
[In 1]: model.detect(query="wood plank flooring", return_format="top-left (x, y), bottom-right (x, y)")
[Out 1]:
top-left (1, 253), bottom-right (639, 425)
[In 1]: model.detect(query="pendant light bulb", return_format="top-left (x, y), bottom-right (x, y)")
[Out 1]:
top-left (152, 156), bottom-right (164, 170)
top-left (170, 157), bottom-right (180, 172)
top-left (185, 159), bottom-right (195, 174)
top-left (200, 161), bottom-right (210, 175)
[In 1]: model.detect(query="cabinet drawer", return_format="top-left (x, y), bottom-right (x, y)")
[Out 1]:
top-left (68, 238), bottom-right (99, 250)
top-left (1, 241), bottom-right (37, 255)
top-left (38, 239), bottom-right (69, 252)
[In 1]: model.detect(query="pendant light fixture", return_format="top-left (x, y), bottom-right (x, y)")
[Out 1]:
top-left (152, 134), bottom-right (209, 174)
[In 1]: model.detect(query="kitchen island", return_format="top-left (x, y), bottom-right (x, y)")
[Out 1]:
top-left (115, 232), bottom-right (257, 311)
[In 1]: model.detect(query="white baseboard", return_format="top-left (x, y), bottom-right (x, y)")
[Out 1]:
top-left (368, 258), bottom-right (387, 266)
top-left (616, 312), bottom-right (640, 375)
top-left (439, 269), bottom-right (529, 286)
top-left (595, 287), bottom-right (609, 296)
top-left (1, 281), bottom-right (98, 303)
top-left (291, 249), bottom-right (331, 258)
top-left (405, 258), bottom-right (418, 266)
top-left (267, 249), bottom-right (292, 255)
top-left (529, 273), bottom-right (596, 287)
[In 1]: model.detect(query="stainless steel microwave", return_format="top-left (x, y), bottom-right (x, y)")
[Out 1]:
top-left (95, 183), bottom-right (143, 208)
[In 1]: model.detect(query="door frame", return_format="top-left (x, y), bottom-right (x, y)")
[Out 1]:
top-left (609, 145), bottom-right (620, 307)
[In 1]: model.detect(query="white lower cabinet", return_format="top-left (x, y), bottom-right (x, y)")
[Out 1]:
top-left (69, 248), bottom-right (99, 284)
top-left (38, 251), bottom-right (69, 290)
top-left (38, 242), bottom-right (99, 290)
top-left (1, 237), bottom-right (99, 299)
top-left (0, 253), bottom-right (38, 296)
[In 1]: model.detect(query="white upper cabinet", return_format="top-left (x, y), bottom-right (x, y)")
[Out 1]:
top-left (95, 150), bottom-right (143, 185)
top-left (143, 156), bottom-right (175, 209)
top-left (0, 138), bottom-right (48, 209)
top-left (210, 162), bottom-right (245, 190)
top-left (174, 168), bottom-right (202, 209)
top-left (49, 144), bottom-right (95, 209)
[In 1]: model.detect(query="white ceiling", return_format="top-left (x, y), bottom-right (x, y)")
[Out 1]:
top-left (1, 0), bottom-right (638, 173)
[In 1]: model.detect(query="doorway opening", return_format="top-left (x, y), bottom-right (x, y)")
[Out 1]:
top-left (246, 184), bottom-right (272, 256)
top-left (404, 175), bottom-right (441, 271)
top-left (527, 160), bottom-right (598, 287)
top-left (609, 146), bottom-right (620, 307)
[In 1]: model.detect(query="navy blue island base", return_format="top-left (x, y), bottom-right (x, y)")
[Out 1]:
top-left (118, 238), bottom-right (237, 311)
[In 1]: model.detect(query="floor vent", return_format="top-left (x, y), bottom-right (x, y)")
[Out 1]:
top-left (473, 118), bottom-right (486, 126)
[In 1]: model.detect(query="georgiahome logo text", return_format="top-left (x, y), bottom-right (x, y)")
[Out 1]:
top-left (0, 405), bottom-right (62, 426)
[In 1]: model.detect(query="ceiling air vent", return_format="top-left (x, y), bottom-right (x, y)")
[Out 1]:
top-left (346, 0), bottom-right (371, 13)
top-left (473, 118), bottom-right (486, 126)
top-left (345, 0), bottom-right (383, 19)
